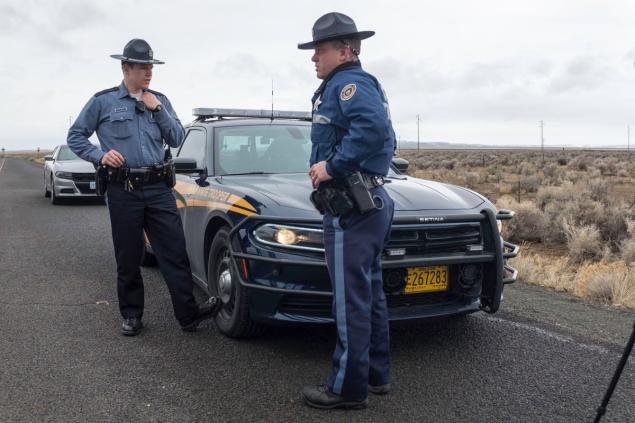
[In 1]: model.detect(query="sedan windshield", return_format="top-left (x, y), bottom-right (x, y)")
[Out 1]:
top-left (215, 125), bottom-right (311, 175)
top-left (57, 146), bottom-right (81, 161)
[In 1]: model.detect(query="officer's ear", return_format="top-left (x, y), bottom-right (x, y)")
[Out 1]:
top-left (121, 61), bottom-right (133, 76)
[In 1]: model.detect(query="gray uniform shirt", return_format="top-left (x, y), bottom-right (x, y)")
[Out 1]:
top-left (67, 81), bottom-right (184, 167)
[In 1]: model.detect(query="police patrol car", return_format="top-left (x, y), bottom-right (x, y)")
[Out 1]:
top-left (143, 108), bottom-right (519, 338)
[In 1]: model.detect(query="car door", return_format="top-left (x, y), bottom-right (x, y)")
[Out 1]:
top-left (174, 127), bottom-right (209, 276)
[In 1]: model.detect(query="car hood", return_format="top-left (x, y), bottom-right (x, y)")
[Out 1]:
top-left (219, 173), bottom-right (484, 212)
top-left (54, 160), bottom-right (96, 173)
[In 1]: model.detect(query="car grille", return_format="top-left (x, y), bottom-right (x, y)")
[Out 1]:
top-left (386, 223), bottom-right (482, 255)
top-left (72, 173), bottom-right (95, 182)
top-left (278, 292), bottom-right (460, 316)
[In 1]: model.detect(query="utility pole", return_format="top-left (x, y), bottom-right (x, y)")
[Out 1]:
top-left (417, 114), bottom-right (420, 152)
top-left (539, 120), bottom-right (545, 163)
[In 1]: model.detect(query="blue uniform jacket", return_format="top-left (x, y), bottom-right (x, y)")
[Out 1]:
top-left (310, 61), bottom-right (395, 179)
top-left (67, 82), bottom-right (184, 167)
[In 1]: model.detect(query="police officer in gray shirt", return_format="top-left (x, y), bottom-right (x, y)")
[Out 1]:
top-left (68, 39), bottom-right (220, 336)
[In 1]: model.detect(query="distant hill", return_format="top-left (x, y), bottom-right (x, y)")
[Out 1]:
top-left (395, 140), bottom-right (632, 151)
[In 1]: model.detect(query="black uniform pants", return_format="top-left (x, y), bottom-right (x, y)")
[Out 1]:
top-left (106, 181), bottom-right (198, 324)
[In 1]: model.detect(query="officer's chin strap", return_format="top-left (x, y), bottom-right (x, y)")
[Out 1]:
top-left (593, 320), bottom-right (635, 422)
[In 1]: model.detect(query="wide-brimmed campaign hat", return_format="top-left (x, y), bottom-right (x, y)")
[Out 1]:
top-left (110, 39), bottom-right (165, 64)
top-left (297, 12), bottom-right (374, 49)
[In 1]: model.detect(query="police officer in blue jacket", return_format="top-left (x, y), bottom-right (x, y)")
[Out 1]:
top-left (298, 13), bottom-right (396, 409)
top-left (67, 39), bottom-right (220, 336)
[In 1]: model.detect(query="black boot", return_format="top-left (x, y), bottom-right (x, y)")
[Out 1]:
top-left (301, 385), bottom-right (368, 410)
top-left (121, 317), bottom-right (143, 336)
top-left (181, 297), bottom-right (222, 332)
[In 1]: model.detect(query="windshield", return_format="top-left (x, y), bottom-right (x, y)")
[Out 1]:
top-left (57, 146), bottom-right (81, 161)
top-left (215, 125), bottom-right (311, 175)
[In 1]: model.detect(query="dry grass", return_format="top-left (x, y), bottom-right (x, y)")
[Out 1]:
top-left (514, 249), bottom-right (635, 308)
top-left (400, 148), bottom-right (635, 310)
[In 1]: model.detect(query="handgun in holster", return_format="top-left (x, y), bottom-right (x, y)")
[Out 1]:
top-left (344, 171), bottom-right (377, 214)
top-left (164, 146), bottom-right (176, 188)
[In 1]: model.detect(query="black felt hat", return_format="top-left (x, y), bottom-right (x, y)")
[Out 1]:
top-left (110, 39), bottom-right (165, 64)
top-left (298, 12), bottom-right (374, 49)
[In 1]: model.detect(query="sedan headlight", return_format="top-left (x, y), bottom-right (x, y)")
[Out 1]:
top-left (253, 224), bottom-right (324, 252)
top-left (55, 171), bottom-right (73, 180)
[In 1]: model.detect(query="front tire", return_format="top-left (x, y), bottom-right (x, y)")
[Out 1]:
top-left (207, 226), bottom-right (265, 338)
top-left (44, 175), bottom-right (51, 198)
top-left (50, 178), bottom-right (60, 205)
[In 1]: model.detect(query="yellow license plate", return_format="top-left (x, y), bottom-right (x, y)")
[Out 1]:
top-left (405, 265), bottom-right (449, 293)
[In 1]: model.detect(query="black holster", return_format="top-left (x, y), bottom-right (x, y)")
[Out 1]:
top-left (95, 165), bottom-right (108, 196)
top-left (310, 183), bottom-right (355, 217)
top-left (344, 171), bottom-right (377, 214)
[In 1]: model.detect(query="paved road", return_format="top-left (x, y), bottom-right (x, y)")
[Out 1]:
top-left (1, 157), bottom-right (634, 422)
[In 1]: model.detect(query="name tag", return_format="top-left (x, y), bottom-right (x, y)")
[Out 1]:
top-left (114, 107), bottom-right (128, 113)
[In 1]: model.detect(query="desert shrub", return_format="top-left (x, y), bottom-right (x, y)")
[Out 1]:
top-left (570, 155), bottom-right (592, 171)
top-left (617, 168), bottom-right (629, 178)
top-left (586, 178), bottom-right (609, 204)
top-left (521, 175), bottom-right (541, 193)
top-left (542, 162), bottom-right (558, 178)
top-left (557, 157), bottom-right (568, 166)
top-left (496, 198), bottom-right (546, 243)
top-left (563, 170), bottom-right (582, 183)
top-left (440, 159), bottom-right (455, 170)
top-left (541, 205), bottom-right (569, 243)
top-left (595, 205), bottom-right (630, 248)
top-left (463, 171), bottom-right (480, 188)
top-left (620, 238), bottom-right (635, 265)
top-left (535, 182), bottom-right (576, 210)
top-left (566, 224), bottom-right (603, 263)
top-left (597, 159), bottom-right (617, 176)
top-left (585, 270), bottom-right (635, 306)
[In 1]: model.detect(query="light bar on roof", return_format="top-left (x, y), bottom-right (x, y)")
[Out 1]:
top-left (193, 108), bottom-right (312, 121)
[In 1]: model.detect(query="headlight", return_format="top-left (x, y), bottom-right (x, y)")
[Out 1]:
top-left (55, 171), bottom-right (73, 179)
top-left (253, 224), bottom-right (324, 252)
top-left (497, 219), bottom-right (503, 234)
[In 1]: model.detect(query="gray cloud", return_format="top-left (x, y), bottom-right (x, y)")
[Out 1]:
top-left (0, 4), bottom-right (31, 34)
top-left (548, 56), bottom-right (615, 94)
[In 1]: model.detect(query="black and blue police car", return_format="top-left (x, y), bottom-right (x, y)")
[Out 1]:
top-left (143, 108), bottom-right (519, 338)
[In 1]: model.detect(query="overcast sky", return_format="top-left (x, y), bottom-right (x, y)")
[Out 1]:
top-left (2, 0), bottom-right (635, 150)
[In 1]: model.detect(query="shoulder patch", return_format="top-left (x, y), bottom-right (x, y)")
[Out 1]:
top-left (340, 83), bottom-right (357, 101)
top-left (93, 87), bottom-right (118, 97)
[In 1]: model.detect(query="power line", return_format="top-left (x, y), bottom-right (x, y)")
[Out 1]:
top-left (539, 120), bottom-right (545, 162)
top-left (417, 114), bottom-right (420, 152)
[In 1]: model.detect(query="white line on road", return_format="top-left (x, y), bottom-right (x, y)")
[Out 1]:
top-left (478, 314), bottom-right (611, 355)
top-left (0, 158), bottom-right (5, 175)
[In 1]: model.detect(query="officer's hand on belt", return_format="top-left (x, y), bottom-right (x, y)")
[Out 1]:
top-left (101, 149), bottom-right (125, 168)
top-left (141, 92), bottom-right (161, 111)
top-left (308, 161), bottom-right (333, 189)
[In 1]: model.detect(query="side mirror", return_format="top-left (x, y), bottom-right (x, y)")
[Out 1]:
top-left (44, 155), bottom-right (54, 161)
top-left (391, 157), bottom-right (409, 174)
top-left (173, 157), bottom-right (198, 173)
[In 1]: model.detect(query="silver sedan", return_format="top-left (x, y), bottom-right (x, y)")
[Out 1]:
top-left (43, 145), bottom-right (103, 204)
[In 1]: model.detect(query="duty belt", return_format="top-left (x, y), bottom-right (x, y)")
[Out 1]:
top-left (106, 164), bottom-right (170, 191)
